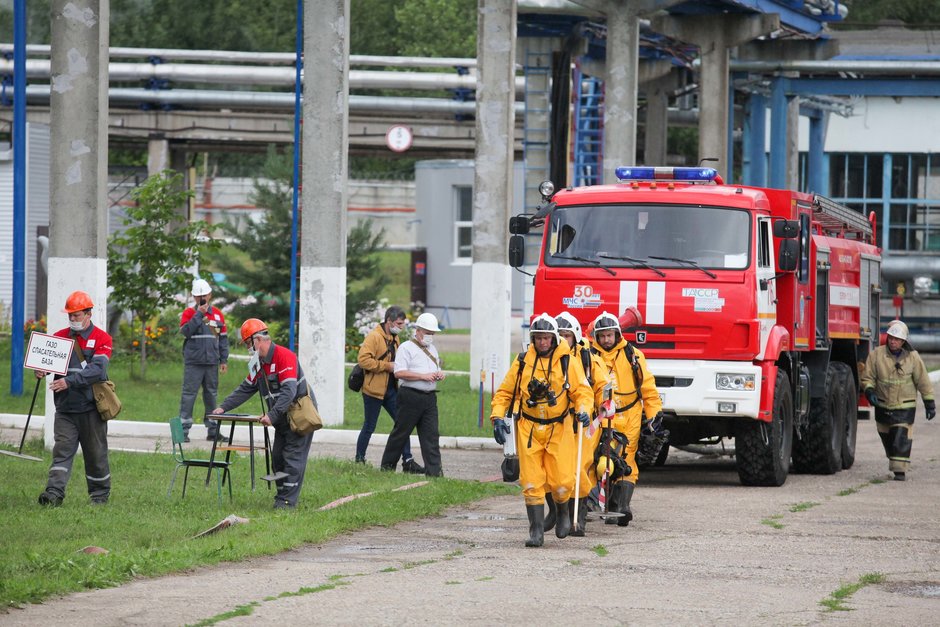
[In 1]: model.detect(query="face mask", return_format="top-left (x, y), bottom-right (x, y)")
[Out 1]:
top-left (69, 319), bottom-right (86, 332)
top-left (389, 326), bottom-right (402, 336)
top-left (422, 335), bottom-right (434, 346)
top-left (247, 347), bottom-right (257, 358)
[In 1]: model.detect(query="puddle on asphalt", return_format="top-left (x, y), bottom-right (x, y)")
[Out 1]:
top-left (884, 582), bottom-right (940, 598)
top-left (447, 513), bottom-right (515, 521)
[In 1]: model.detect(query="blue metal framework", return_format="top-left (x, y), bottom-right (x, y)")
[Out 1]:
top-left (572, 67), bottom-right (603, 187)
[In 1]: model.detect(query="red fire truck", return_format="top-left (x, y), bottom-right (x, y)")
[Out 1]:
top-left (508, 167), bottom-right (881, 486)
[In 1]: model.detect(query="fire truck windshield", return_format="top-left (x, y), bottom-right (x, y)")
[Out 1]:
top-left (545, 204), bottom-right (751, 270)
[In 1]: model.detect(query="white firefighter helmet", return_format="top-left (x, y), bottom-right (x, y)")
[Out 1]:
top-left (191, 278), bottom-right (212, 296)
top-left (529, 313), bottom-right (560, 345)
top-left (886, 320), bottom-right (909, 341)
top-left (555, 312), bottom-right (582, 345)
top-left (591, 310), bottom-right (621, 341)
top-left (415, 312), bottom-right (441, 332)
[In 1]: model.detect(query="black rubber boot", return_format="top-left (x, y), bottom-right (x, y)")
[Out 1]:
top-left (616, 482), bottom-right (635, 527)
top-left (604, 485), bottom-right (620, 525)
top-left (571, 497), bottom-right (588, 537)
top-left (543, 496), bottom-right (557, 532)
top-left (525, 504), bottom-right (544, 547)
top-left (555, 499), bottom-right (571, 538)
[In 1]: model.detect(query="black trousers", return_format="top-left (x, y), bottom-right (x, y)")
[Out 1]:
top-left (381, 387), bottom-right (442, 476)
top-left (875, 406), bottom-right (915, 473)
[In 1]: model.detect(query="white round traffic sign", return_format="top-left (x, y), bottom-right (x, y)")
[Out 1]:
top-left (386, 125), bottom-right (413, 153)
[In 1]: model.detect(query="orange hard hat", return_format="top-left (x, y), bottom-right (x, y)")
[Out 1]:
top-left (619, 306), bottom-right (643, 332)
top-left (240, 318), bottom-right (268, 344)
top-left (63, 291), bottom-right (94, 314)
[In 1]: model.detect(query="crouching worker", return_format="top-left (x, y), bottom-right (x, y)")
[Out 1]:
top-left (491, 314), bottom-right (594, 547)
top-left (213, 319), bottom-right (314, 509)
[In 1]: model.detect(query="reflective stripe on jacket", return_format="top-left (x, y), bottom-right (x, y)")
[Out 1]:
top-left (861, 345), bottom-right (934, 410)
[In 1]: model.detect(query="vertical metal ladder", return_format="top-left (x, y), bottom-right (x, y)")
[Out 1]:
top-left (573, 66), bottom-right (604, 187)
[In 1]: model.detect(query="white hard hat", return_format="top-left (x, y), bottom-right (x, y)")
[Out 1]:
top-left (192, 278), bottom-right (212, 296)
top-left (529, 313), bottom-right (560, 344)
top-left (886, 320), bottom-right (909, 341)
top-left (591, 310), bottom-right (621, 340)
top-left (555, 312), bottom-right (582, 344)
top-left (415, 312), bottom-right (441, 332)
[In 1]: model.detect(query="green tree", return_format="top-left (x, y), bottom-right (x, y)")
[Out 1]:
top-left (108, 171), bottom-right (217, 378)
top-left (211, 149), bottom-right (385, 339)
top-left (394, 0), bottom-right (477, 57)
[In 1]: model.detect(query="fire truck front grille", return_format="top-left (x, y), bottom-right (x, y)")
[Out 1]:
top-left (654, 376), bottom-right (693, 388)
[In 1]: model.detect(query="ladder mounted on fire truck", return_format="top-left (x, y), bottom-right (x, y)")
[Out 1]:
top-left (812, 195), bottom-right (875, 243)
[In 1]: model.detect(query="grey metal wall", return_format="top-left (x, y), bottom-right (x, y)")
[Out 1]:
top-left (415, 159), bottom-right (525, 329)
top-left (0, 123), bottom-right (50, 323)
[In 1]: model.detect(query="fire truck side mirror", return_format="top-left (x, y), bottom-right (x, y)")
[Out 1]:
top-left (509, 216), bottom-right (530, 235)
top-left (773, 219), bottom-right (800, 239)
top-left (508, 235), bottom-right (526, 268)
top-left (777, 239), bottom-right (798, 272)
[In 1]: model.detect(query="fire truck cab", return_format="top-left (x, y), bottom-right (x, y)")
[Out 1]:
top-left (509, 167), bottom-right (881, 486)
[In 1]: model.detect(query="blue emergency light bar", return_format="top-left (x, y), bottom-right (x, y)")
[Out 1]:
top-left (615, 166), bottom-right (719, 182)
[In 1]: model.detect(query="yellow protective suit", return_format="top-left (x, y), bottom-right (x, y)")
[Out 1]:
top-left (572, 341), bottom-right (611, 498)
top-left (591, 337), bottom-right (662, 485)
top-left (491, 342), bottom-right (594, 506)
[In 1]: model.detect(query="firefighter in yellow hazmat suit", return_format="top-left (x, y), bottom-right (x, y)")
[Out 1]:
top-left (491, 314), bottom-right (594, 547)
top-left (590, 310), bottom-right (663, 526)
top-left (550, 311), bottom-right (610, 537)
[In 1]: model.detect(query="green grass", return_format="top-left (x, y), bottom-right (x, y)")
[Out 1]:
top-left (1, 340), bottom-right (495, 439)
top-left (0, 448), bottom-right (513, 609)
top-left (760, 514), bottom-right (785, 529)
top-left (789, 501), bottom-right (820, 513)
top-left (819, 573), bottom-right (887, 612)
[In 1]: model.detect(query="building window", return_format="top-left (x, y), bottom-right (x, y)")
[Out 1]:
top-left (828, 152), bottom-right (940, 253)
top-left (454, 185), bottom-right (473, 260)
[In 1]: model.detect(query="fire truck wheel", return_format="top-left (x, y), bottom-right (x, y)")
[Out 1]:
top-left (831, 362), bottom-right (858, 469)
top-left (792, 364), bottom-right (845, 474)
top-left (735, 370), bottom-right (793, 486)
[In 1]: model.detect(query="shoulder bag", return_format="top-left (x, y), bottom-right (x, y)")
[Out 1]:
top-left (73, 341), bottom-right (122, 421)
top-left (287, 389), bottom-right (323, 435)
top-left (348, 341), bottom-right (392, 392)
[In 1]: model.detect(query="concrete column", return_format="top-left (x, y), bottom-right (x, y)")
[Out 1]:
top-left (300, 0), bottom-right (349, 426)
top-left (602, 7), bottom-right (640, 182)
top-left (786, 94), bottom-right (800, 190)
top-left (470, 0), bottom-right (516, 391)
top-left (652, 13), bottom-right (778, 181)
top-left (46, 0), bottom-right (109, 448)
top-left (642, 69), bottom-right (677, 166)
top-left (147, 137), bottom-right (169, 175)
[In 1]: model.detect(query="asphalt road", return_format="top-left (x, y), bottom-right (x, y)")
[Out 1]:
top-left (5, 383), bottom-right (940, 626)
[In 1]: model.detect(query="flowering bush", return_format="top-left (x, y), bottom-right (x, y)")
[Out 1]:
top-left (24, 316), bottom-right (47, 335)
top-left (116, 311), bottom-right (181, 360)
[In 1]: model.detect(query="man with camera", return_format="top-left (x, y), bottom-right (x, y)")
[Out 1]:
top-left (179, 278), bottom-right (229, 442)
top-left (491, 314), bottom-right (594, 547)
top-left (589, 309), bottom-right (663, 527)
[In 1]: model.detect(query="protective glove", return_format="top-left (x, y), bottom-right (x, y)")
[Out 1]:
top-left (493, 418), bottom-right (510, 445)
top-left (864, 388), bottom-right (878, 407)
top-left (573, 412), bottom-right (590, 434)
top-left (645, 411), bottom-right (665, 435)
top-left (926, 399), bottom-right (936, 421)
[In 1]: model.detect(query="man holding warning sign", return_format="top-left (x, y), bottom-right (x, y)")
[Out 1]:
top-left (35, 291), bottom-right (114, 507)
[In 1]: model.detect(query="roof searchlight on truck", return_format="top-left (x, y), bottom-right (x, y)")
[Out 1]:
top-left (508, 166), bottom-right (881, 486)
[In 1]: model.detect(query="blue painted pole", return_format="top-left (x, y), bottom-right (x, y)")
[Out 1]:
top-left (769, 77), bottom-right (788, 190)
top-left (10, 0), bottom-right (27, 396)
top-left (288, 0), bottom-right (303, 352)
top-left (746, 93), bottom-right (767, 187)
top-left (807, 112), bottom-right (826, 195)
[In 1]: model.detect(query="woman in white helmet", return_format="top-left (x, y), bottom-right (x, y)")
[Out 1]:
top-left (860, 320), bottom-right (935, 481)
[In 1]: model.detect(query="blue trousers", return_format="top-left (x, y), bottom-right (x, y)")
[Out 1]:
top-left (356, 386), bottom-right (412, 461)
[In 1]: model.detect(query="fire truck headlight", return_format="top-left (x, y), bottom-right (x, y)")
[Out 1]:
top-left (538, 180), bottom-right (555, 199)
top-left (716, 373), bottom-right (756, 391)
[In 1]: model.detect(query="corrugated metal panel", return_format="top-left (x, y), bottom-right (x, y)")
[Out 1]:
top-left (26, 123), bottom-right (51, 320)
top-left (0, 149), bottom-right (13, 323)
top-left (0, 124), bottom-right (51, 324)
